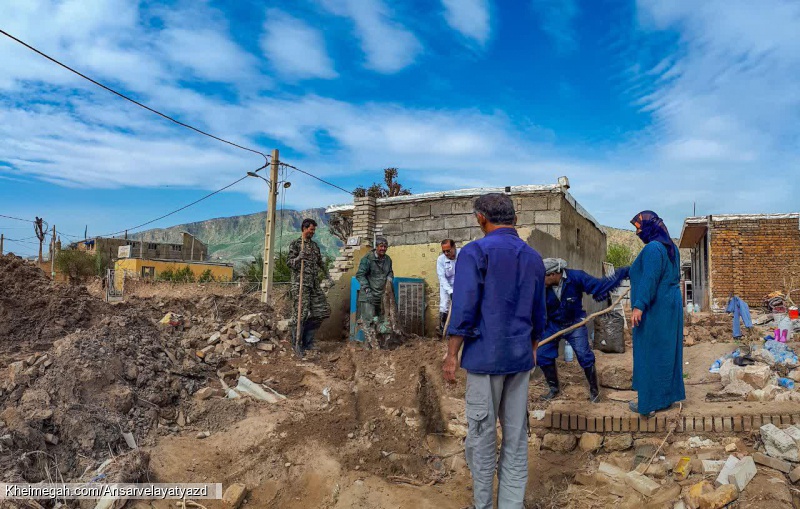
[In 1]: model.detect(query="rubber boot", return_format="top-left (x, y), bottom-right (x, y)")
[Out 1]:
top-left (539, 364), bottom-right (560, 401)
top-left (302, 320), bottom-right (322, 352)
top-left (584, 365), bottom-right (600, 403)
top-left (291, 323), bottom-right (304, 358)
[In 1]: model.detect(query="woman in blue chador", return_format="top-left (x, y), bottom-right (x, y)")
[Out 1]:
top-left (628, 210), bottom-right (685, 415)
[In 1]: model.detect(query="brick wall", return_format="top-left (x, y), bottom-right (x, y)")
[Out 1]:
top-left (709, 217), bottom-right (800, 309)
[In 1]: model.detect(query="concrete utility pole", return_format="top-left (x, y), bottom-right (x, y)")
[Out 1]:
top-left (261, 149), bottom-right (280, 304)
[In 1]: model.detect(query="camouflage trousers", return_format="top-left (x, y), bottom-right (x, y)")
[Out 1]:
top-left (289, 284), bottom-right (331, 327)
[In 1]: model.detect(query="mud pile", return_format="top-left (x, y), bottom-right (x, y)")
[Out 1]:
top-left (0, 254), bottom-right (105, 356)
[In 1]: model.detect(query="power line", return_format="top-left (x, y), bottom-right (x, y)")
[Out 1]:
top-left (0, 29), bottom-right (269, 165)
top-left (96, 162), bottom-right (268, 238)
top-left (279, 162), bottom-right (354, 196)
top-left (0, 213), bottom-right (32, 223)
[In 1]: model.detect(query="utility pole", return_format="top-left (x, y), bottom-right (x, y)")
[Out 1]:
top-left (51, 225), bottom-right (56, 279)
top-left (0, 233), bottom-right (4, 255)
top-left (261, 149), bottom-right (280, 304)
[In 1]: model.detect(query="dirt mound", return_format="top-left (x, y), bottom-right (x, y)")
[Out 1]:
top-left (0, 309), bottom-right (216, 483)
top-left (0, 254), bottom-right (105, 361)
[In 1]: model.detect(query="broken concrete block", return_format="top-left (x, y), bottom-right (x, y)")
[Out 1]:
top-left (789, 368), bottom-right (800, 382)
top-left (701, 460), bottom-right (726, 474)
top-left (706, 379), bottom-right (754, 401)
top-left (697, 484), bottom-right (738, 509)
top-left (645, 483), bottom-right (681, 509)
top-left (277, 319), bottom-right (290, 332)
top-left (579, 432), bottom-right (603, 453)
top-left (604, 433), bottom-right (633, 452)
top-left (207, 332), bottom-right (221, 345)
top-left (624, 471), bottom-right (661, 497)
top-left (687, 481), bottom-right (714, 509)
top-left (600, 365), bottom-right (633, 390)
top-left (754, 452), bottom-right (792, 473)
top-left (725, 443), bottom-right (737, 453)
top-left (222, 483), bottom-right (247, 509)
top-left (742, 364), bottom-right (772, 388)
top-left (790, 465), bottom-right (800, 484)
top-left (257, 343), bottom-right (275, 352)
top-left (727, 456), bottom-right (756, 491)
top-left (598, 461), bottom-right (627, 481)
top-left (761, 423), bottom-right (800, 461)
top-left (718, 359), bottom-right (743, 385)
top-left (783, 425), bottom-right (800, 447)
top-left (715, 455), bottom-right (740, 486)
top-left (542, 433), bottom-right (577, 453)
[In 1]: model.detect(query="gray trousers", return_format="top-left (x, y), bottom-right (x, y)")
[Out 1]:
top-left (465, 371), bottom-right (531, 509)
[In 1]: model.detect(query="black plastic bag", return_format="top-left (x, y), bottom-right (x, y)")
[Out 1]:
top-left (594, 311), bottom-right (625, 353)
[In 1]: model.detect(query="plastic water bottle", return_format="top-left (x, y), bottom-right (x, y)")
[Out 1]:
top-left (779, 378), bottom-right (795, 390)
top-left (564, 343), bottom-right (575, 363)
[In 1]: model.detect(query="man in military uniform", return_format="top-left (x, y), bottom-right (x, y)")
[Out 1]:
top-left (287, 218), bottom-right (331, 357)
top-left (356, 236), bottom-right (393, 346)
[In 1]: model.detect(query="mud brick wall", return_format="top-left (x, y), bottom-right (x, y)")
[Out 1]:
top-left (709, 217), bottom-right (800, 308)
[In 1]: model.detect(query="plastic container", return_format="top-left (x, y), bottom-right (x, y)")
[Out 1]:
top-left (779, 378), bottom-right (796, 390)
top-left (694, 304), bottom-right (700, 313)
top-left (564, 343), bottom-right (574, 363)
top-left (790, 307), bottom-right (799, 320)
top-left (686, 303), bottom-right (694, 313)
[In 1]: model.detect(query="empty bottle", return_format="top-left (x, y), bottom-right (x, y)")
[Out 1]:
top-left (778, 378), bottom-right (795, 390)
top-left (564, 343), bottom-right (575, 363)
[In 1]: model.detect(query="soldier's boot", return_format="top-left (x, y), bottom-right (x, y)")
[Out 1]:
top-left (584, 365), bottom-right (601, 403)
top-left (540, 364), bottom-right (560, 401)
top-left (302, 320), bottom-right (322, 352)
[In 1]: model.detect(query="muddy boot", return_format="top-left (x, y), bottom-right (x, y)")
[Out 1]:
top-left (584, 365), bottom-right (600, 403)
top-left (540, 364), bottom-right (560, 401)
top-left (302, 320), bottom-right (321, 353)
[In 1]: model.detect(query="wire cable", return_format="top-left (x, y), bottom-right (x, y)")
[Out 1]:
top-left (96, 162), bottom-right (267, 238)
top-left (279, 162), bottom-right (354, 196)
top-left (0, 29), bottom-right (269, 165)
top-left (0, 213), bottom-right (32, 223)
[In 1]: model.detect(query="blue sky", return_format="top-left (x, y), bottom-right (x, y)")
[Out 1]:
top-left (2, 0), bottom-right (799, 257)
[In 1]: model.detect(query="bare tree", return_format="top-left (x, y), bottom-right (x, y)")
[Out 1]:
top-left (328, 214), bottom-right (353, 243)
top-left (34, 217), bottom-right (46, 263)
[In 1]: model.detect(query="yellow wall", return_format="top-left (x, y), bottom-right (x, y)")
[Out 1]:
top-left (115, 259), bottom-right (234, 281)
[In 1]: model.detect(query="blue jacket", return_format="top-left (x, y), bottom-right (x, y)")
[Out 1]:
top-left (547, 268), bottom-right (630, 328)
top-left (447, 228), bottom-right (547, 375)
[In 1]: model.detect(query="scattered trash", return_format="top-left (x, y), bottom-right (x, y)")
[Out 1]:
top-left (323, 387), bottom-right (331, 403)
top-left (235, 376), bottom-right (281, 403)
top-left (778, 377), bottom-right (796, 389)
top-left (122, 431), bottom-right (138, 450)
top-left (689, 436), bottom-right (718, 449)
top-left (531, 410), bottom-right (546, 421)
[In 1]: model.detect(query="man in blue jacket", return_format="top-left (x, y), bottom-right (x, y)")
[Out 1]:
top-left (537, 258), bottom-right (629, 403)
top-left (443, 193), bottom-right (547, 509)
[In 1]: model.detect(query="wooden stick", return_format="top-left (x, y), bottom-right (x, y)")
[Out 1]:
top-left (442, 300), bottom-right (453, 340)
top-left (536, 287), bottom-right (630, 350)
top-left (294, 234), bottom-right (305, 356)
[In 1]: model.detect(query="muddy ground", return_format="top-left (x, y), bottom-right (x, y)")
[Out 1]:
top-left (2, 254), bottom-right (800, 508)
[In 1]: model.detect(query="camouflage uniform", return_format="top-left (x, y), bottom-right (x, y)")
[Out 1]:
top-left (287, 236), bottom-right (331, 355)
top-left (356, 250), bottom-right (394, 335)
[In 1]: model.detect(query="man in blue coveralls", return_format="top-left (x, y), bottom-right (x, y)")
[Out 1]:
top-left (537, 258), bottom-right (629, 403)
top-left (443, 193), bottom-right (547, 509)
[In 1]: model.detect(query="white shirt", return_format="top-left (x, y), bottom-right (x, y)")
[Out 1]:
top-left (436, 248), bottom-right (460, 294)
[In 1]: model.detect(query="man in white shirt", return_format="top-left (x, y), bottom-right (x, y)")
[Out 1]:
top-left (436, 239), bottom-right (460, 337)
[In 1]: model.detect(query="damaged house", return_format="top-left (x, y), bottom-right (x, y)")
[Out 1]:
top-left (678, 213), bottom-right (800, 311)
top-left (322, 178), bottom-right (608, 339)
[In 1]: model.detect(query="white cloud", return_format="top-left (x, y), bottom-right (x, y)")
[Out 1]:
top-left (441, 0), bottom-right (491, 46)
top-left (319, 0), bottom-right (422, 73)
top-left (531, 0), bottom-right (579, 53)
top-left (260, 9), bottom-right (337, 80)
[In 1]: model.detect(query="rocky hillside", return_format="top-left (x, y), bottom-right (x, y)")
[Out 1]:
top-left (134, 208), bottom-right (342, 265)
top-left (605, 226), bottom-right (690, 264)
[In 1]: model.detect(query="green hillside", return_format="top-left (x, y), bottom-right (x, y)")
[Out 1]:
top-left (133, 208), bottom-right (342, 266)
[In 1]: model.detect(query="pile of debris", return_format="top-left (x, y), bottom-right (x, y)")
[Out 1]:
top-left (175, 311), bottom-right (290, 364)
top-left (707, 341), bottom-right (800, 402)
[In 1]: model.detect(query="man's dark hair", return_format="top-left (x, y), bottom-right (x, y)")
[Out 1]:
top-left (301, 218), bottom-right (318, 230)
top-left (473, 193), bottom-right (515, 225)
top-left (441, 239), bottom-right (456, 248)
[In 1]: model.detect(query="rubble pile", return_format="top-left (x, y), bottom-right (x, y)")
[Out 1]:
top-left (0, 311), bottom-right (217, 482)
top-left (188, 312), bottom-right (290, 364)
top-left (707, 340), bottom-right (800, 402)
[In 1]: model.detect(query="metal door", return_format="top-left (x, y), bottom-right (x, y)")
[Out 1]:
top-left (106, 268), bottom-right (124, 302)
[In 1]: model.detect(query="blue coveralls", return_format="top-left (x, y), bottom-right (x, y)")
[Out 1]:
top-left (536, 268), bottom-right (629, 369)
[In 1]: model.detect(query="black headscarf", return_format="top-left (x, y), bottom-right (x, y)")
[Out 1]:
top-left (630, 210), bottom-right (677, 261)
